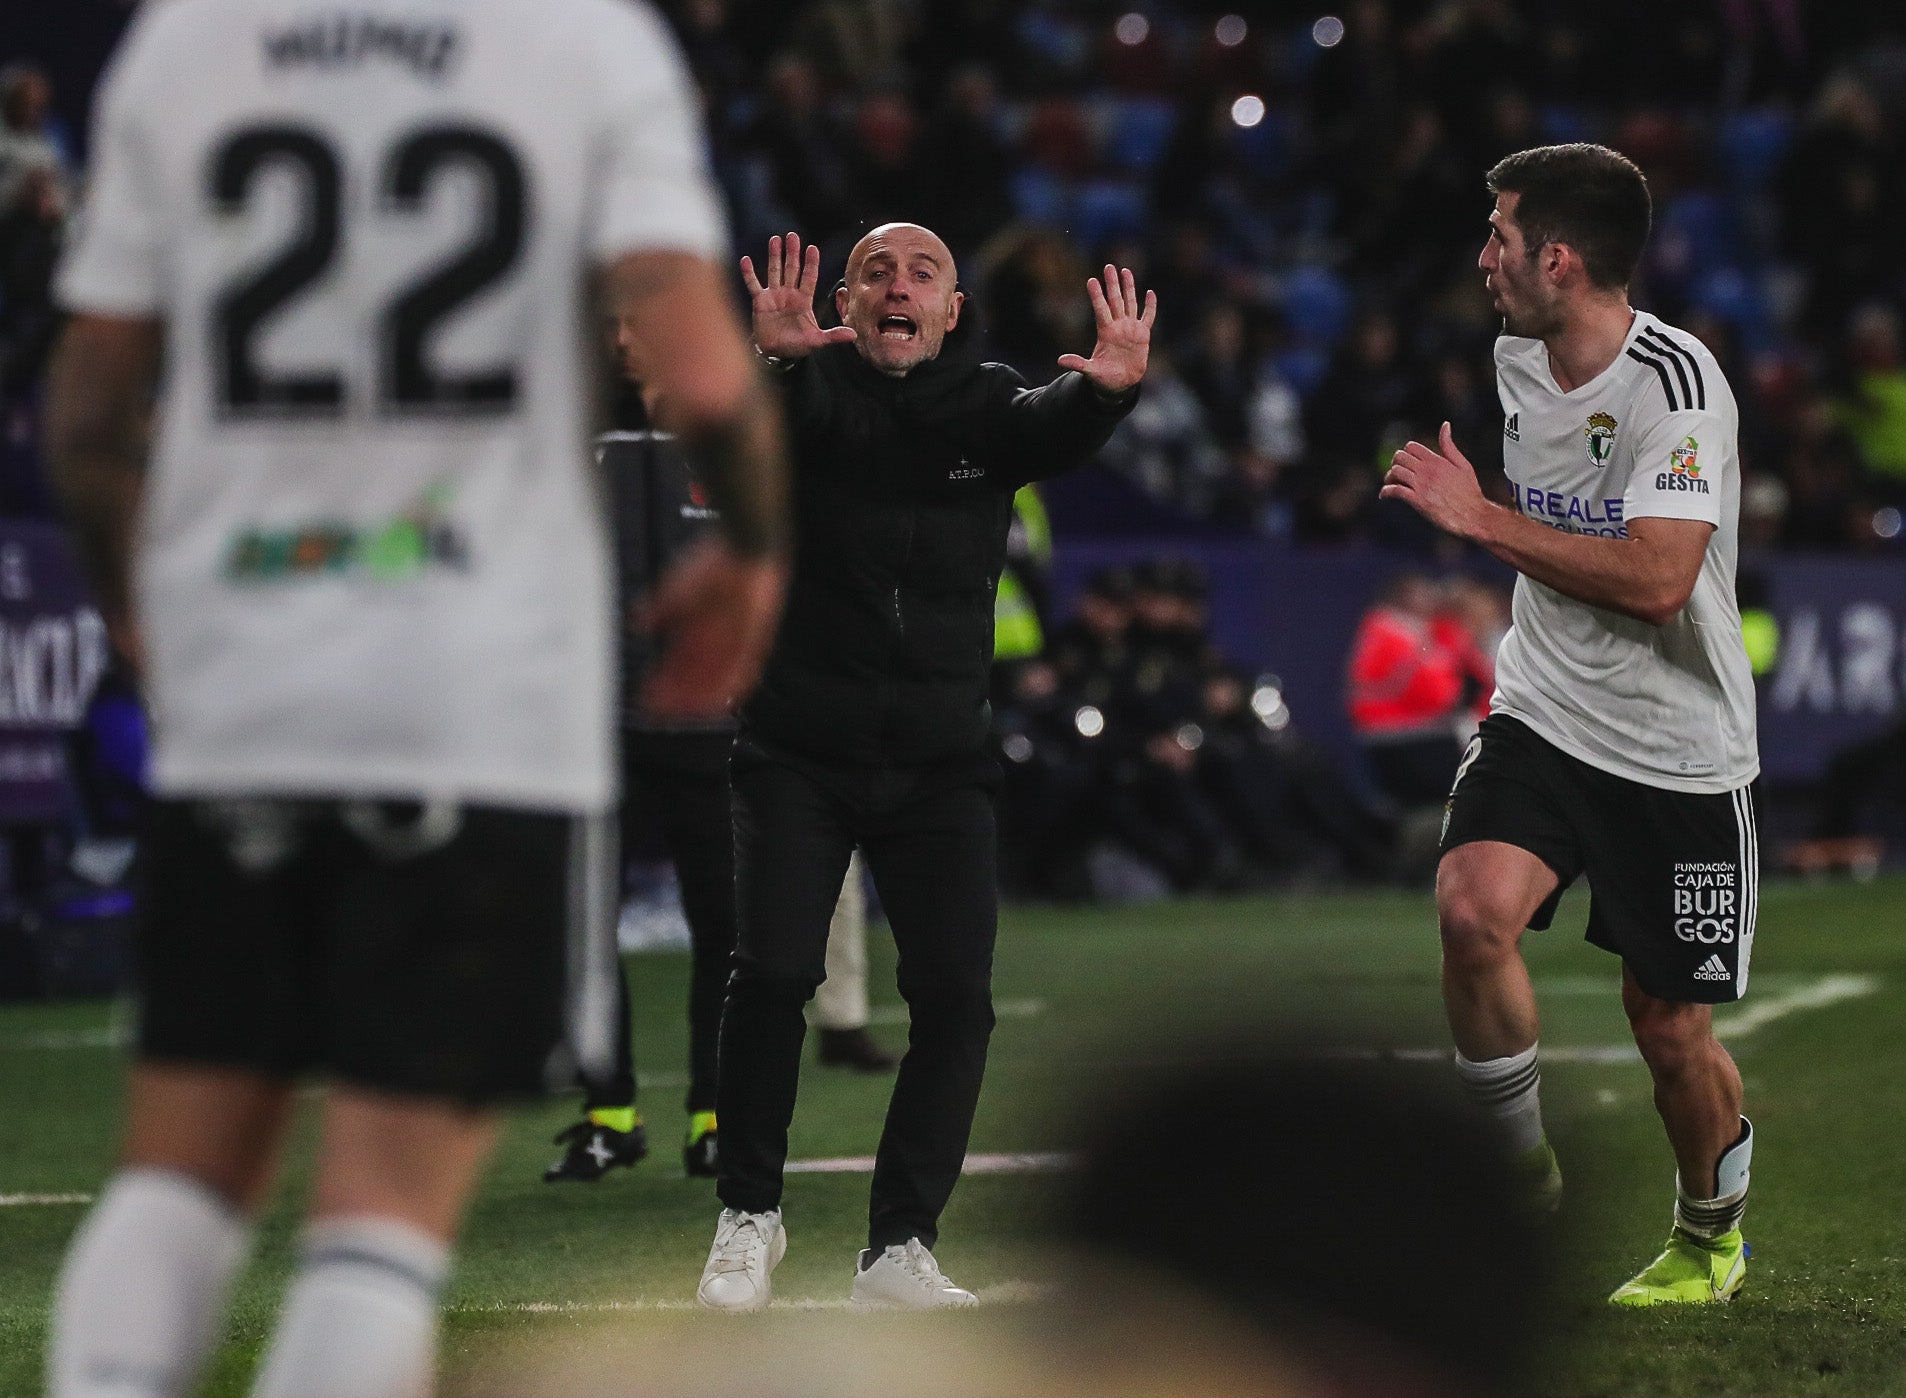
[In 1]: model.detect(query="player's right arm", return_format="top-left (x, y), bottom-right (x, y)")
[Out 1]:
top-left (44, 315), bottom-right (160, 669)
top-left (587, 1), bottom-right (791, 719)
top-left (605, 249), bottom-right (790, 718)
top-left (1382, 422), bottom-right (1711, 627)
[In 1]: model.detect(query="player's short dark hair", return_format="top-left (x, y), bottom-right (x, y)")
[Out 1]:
top-left (1486, 143), bottom-right (1651, 291)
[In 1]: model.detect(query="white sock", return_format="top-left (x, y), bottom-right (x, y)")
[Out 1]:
top-left (251, 1215), bottom-right (449, 1398)
top-left (1454, 1042), bottom-right (1545, 1153)
top-left (49, 1167), bottom-right (251, 1398)
top-left (1675, 1117), bottom-right (1753, 1239)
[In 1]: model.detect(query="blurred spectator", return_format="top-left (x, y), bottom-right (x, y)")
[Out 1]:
top-left (1777, 74), bottom-right (1899, 333)
top-left (1098, 351), bottom-right (1231, 518)
top-left (1347, 573), bottom-right (1471, 808)
top-left (916, 65), bottom-right (1013, 261)
top-left (0, 66), bottom-right (67, 218)
top-left (1832, 302), bottom-right (1906, 489)
top-left (740, 53), bottom-right (858, 248)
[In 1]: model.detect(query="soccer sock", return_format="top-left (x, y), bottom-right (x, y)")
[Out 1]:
top-left (1675, 1116), bottom-right (1753, 1240)
top-left (587, 1107), bottom-right (639, 1133)
top-left (688, 1110), bottom-right (718, 1141)
top-left (49, 1167), bottom-right (252, 1398)
top-left (1454, 1042), bottom-right (1545, 1154)
top-left (250, 1215), bottom-right (449, 1398)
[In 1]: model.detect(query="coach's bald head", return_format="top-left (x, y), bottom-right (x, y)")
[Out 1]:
top-left (836, 223), bottom-right (964, 377)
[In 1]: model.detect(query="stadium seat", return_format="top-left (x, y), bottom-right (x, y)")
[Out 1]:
top-left (1279, 265), bottom-right (1352, 347)
top-left (1719, 108), bottom-right (1793, 192)
top-left (1105, 98), bottom-right (1178, 173)
top-left (1074, 178), bottom-right (1150, 244)
top-left (1010, 167), bottom-right (1070, 227)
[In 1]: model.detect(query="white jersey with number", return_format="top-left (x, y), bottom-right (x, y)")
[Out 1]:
top-left (54, 0), bottom-right (726, 812)
top-left (1490, 312), bottom-right (1758, 793)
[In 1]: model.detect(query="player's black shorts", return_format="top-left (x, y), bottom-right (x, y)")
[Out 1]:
top-left (136, 796), bottom-right (620, 1104)
top-left (1441, 715), bottom-right (1760, 1004)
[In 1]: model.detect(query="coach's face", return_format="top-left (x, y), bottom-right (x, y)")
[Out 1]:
top-left (837, 223), bottom-right (964, 377)
top-left (1480, 193), bottom-right (1561, 339)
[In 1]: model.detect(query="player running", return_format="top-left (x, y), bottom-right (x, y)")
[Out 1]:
top-left (43, 1), bottom-right (786, 1392)
top-left (1381, 143), bottom-right (1759, 1306)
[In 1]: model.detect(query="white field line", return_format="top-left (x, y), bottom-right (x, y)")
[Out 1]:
top-left (450, 1281), bottom-right (1051, 1315)
top-left (0, 1192), bottom-right (92, 1206)
top-left (787, 1152), bottom-right (1072, 1176)
top-left (863, 998), bottom-right (1044, 1027)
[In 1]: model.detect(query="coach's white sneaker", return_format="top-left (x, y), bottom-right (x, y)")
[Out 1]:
top-left (850, 1238), bottom-right (978, 1309)
top-left (697, 1208), bottom-right (786, 1312)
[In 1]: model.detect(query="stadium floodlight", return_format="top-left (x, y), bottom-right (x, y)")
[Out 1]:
top-left (1115, 13), bottom-right (1149, 46)
top-left (1312, 15), bottom-right (1346, 47)
top-left (1231, 95), bottom-right (1266, 128)
top-left (1215, 15), bottom-right (1247, 47)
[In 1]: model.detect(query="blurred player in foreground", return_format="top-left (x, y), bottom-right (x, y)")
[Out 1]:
top-left (1382, 143), bottom-right (1760, 1304)
top-left (42, 1), bottom-right (786, 1393)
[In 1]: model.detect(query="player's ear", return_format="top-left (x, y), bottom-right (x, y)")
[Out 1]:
top-left (947, 288), bottom-right (964, 331)
top-left (834, 281), bottom-right (848, 321)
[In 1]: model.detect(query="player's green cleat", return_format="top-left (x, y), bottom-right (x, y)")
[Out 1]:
top-left (1608, 1227), bottom-right (1747, 1307)
top-left (1511, 1135), bottom-right (1563, 1214)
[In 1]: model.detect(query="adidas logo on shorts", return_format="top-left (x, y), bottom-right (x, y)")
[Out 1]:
top-left (1692, 954), bottom-right (1732, 982)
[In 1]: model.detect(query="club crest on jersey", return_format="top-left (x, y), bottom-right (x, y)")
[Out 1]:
top-left (1584, 411), bottom-right (1618, 467)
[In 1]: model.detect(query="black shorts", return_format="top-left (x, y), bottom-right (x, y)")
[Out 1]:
top-left (136, 796), bottom-right (620, 1104)
top-left (1441, 715), bottom-right (1760, 1004)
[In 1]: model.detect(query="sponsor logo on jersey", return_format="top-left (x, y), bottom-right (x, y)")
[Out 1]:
top-left (1507, 481), bottom-right (1628, 538)
top-left (1656, 435), bottom-right (1711, 494)
top-left (1673, 860), bottom-right (1738, 944)
top-left (1503, 412), bottom-right (1520, 442)
top-left (1692, 953), bottom-right (1732, 982)
top-left (1584, 411), bottom-right (1618, 467)
top-left (948, 457), bottom-right (985, 481)
top-left (683, 477), bottom-right (718, 521)
top-left (225, 484), bottom-right (471, 584)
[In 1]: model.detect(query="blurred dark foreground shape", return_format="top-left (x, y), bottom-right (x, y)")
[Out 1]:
top-left (457, 1039), bottom-right (1553, 1398)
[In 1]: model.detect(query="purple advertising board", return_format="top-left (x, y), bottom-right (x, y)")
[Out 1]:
top-left (0, 521), bottom-right (110, 823)
top-left (1051, 541), bottom-right (1906, 787)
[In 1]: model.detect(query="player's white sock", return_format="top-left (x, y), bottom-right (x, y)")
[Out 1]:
top-left (1454, 1042), bottom-right (1545, 1153)
top-left (1675, 1116), bottom-right (1753, 1239)
top-left (250, 1215), bottom-right (449, 1398)
top-left (49, 1167), bottom-right (251, 1398)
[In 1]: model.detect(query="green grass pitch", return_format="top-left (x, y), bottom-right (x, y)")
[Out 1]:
top-left (3, 876), bottom-right (1904, 1395)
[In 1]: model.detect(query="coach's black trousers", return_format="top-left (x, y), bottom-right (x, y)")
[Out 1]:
top-left (717, 735), bottom-right (999, 1251)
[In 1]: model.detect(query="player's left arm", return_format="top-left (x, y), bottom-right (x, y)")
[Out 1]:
top-left (45, 314), bottom-right (161, 668)
top-left (1382, 422), bottom-right (1711, 627)
top-left (998, 265), bottom-right (1151, 481)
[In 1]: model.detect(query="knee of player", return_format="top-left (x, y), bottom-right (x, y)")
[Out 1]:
top-left (1625, 999), bottom-right (1710, 1072)
top-left (1436, 888), bottom-right (1524, 966)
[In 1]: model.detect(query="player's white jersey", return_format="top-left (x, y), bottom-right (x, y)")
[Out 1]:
top-left (55, 0), bottom-right (727, 812)
top-left (1490, 312), bottom-right (1758, 793)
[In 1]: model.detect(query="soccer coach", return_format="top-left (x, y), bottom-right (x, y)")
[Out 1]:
top-left (696, 225), bottom-right (1152, 1310)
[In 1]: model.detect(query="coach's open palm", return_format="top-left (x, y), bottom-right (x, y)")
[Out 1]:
top-left (1057, 264), bottom-right (1156, 393)
top-left (740, 233), bottom-right (857, 360)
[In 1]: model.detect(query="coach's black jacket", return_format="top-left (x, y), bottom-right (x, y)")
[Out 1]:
top-left (743, 340), bottom-right (1136, 767)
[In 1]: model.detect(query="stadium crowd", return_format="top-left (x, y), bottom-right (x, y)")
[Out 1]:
top-left (3, 1), bottom-right (1906, 931)
top-left (7, 3), bottom-right (1906, 550)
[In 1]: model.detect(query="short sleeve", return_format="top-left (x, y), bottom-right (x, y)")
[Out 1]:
top-left (53, 12), bottom-right (166, 317)
top-left (1623, 406), bottom-right (1725, 526)
top-left (585, 0), bottom-right (729, 266)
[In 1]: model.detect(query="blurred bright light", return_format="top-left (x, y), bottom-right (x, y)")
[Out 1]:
top-left (1215, 14), bottom-right (1248, 46)
top-left (1002, 733), bottom-right (1035, 763)
top-left (1074, 705), bottom-right (1106, 738)
top-left (1312, 15), bottom-right (1346, 47)
top-left (1115, 12), bottom-right (1150, 45)
top-left (1230, 94), bottom-right (1266, 128)
top-left (1876, 506), bottom-right (1903, 540)
top-left (1251, 683), bottom-right (1291, 731)
top-left (1174, 723), bottom-right (1205, 752)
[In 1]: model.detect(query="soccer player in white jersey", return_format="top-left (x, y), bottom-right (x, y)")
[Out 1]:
top-left (42, 1), bottom-right (789, 1392)
top-left (1381, 144), bottom-right (1759, 1306)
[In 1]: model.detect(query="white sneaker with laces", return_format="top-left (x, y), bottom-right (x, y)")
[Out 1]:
top-left (697, 1208), bottom-right (786, 1312)
top-left (850, 1238), bottom-right (978, 1309)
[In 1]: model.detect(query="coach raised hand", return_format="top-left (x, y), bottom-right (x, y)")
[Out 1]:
top-left (698, 224), bottom-right (1148, 1312)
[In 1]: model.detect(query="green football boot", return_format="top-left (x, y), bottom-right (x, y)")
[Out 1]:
top-left (1608, 1227), bottom-right (1748, 1306)
top-left (1511, 1135), bottom-right (1564, 1214)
